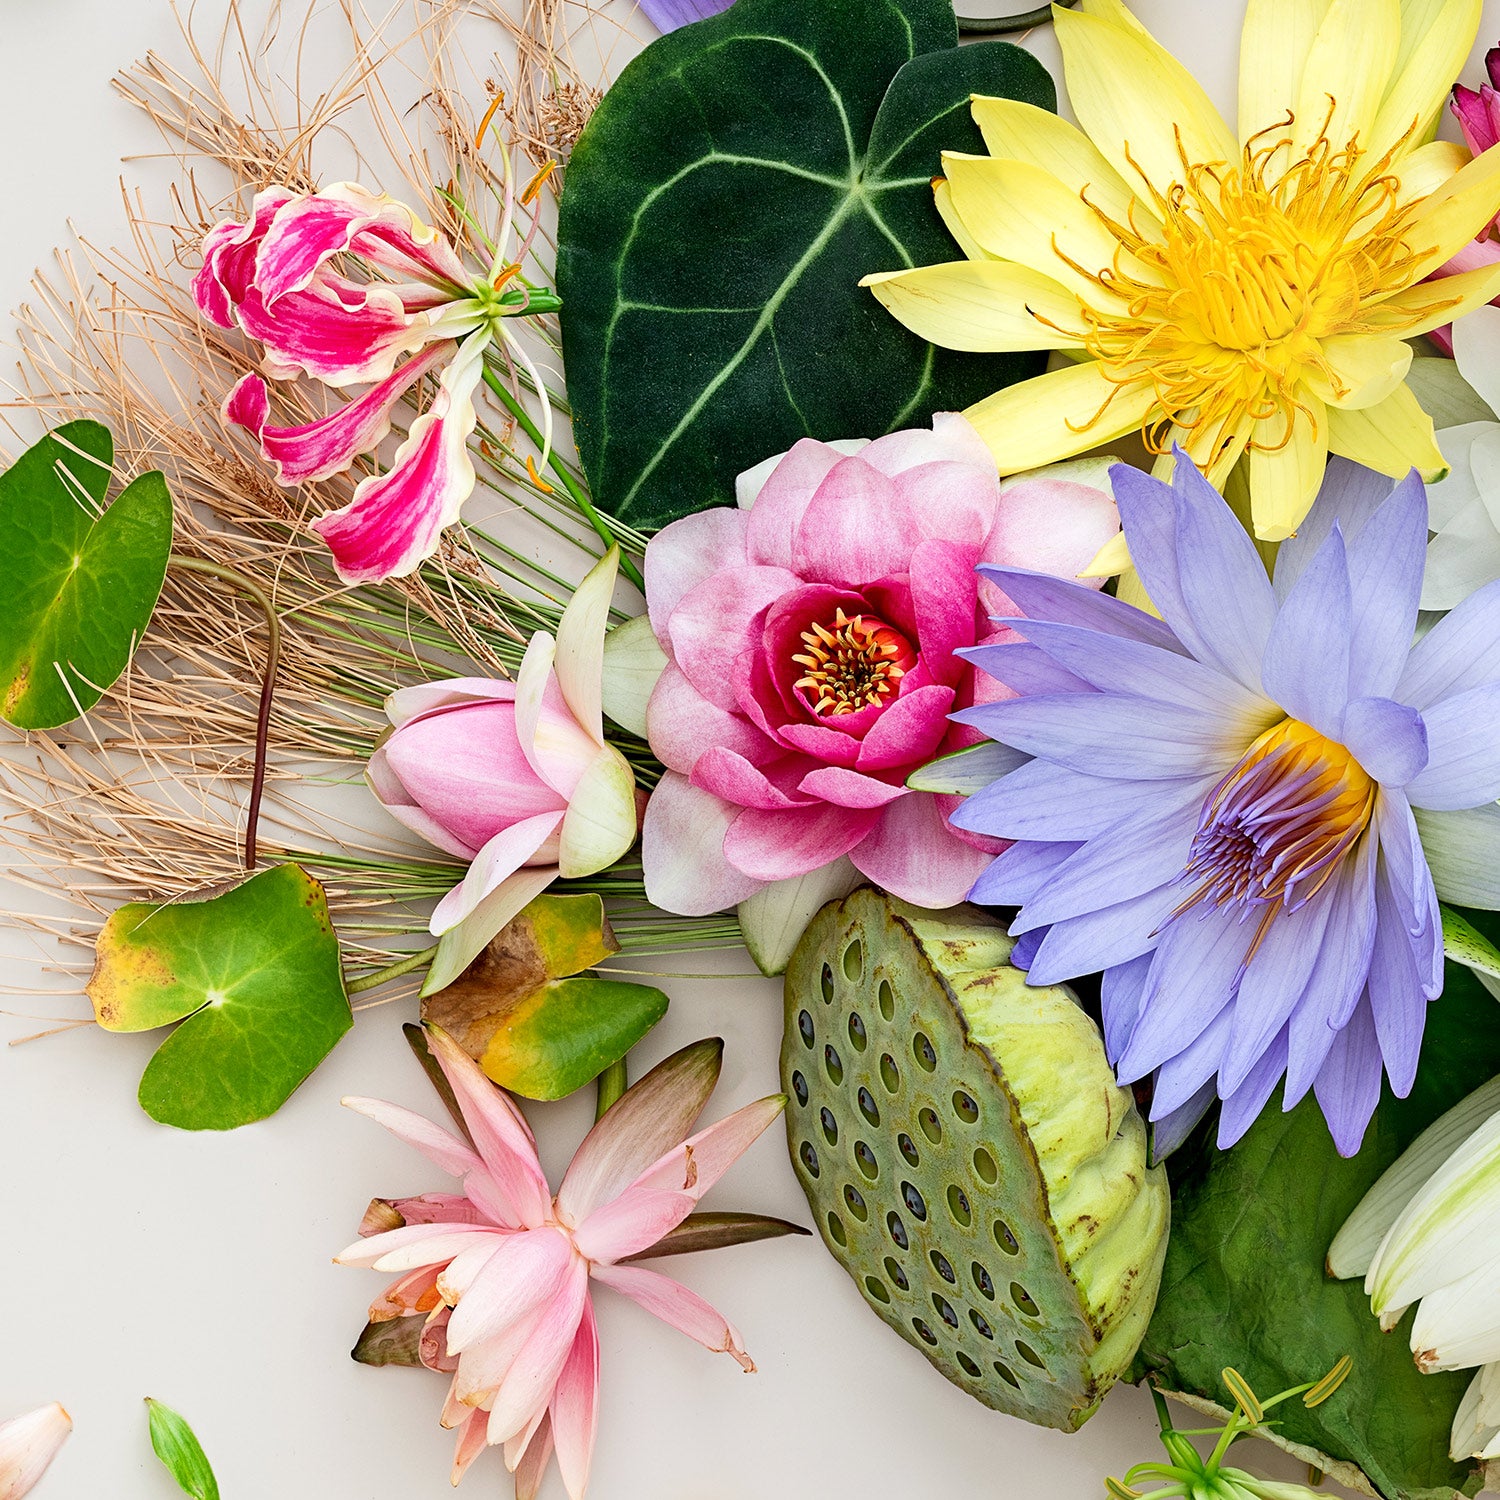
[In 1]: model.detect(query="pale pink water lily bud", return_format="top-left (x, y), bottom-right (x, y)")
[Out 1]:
top-left (195, 176), bottom-right (558, 582)
top-left (0, 1404), bottom-right (71, 1497)
top-left (338, 1028), bottom-right (785, 1499)
top-left (368, 549), bottom-right (638, 990)
top-left (630, 414), bottom-right (1120, 965)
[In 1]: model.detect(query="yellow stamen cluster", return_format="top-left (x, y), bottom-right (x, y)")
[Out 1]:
top-left (791, 609), bottom-right (912, 717)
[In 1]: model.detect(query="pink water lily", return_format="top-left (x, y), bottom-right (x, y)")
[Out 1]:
top-left (195, 170), bottom-right (559, 583)
top-left (633, 414), bottom-right (1119, 961)
top-left (338, 1028), bottom-right (784, 1499)
top-left (0, 1404), bottom-right (71, 1497)
top-left (368, 549), bottom-right (638, 992)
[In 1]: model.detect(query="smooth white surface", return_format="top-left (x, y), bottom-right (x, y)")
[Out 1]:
top-left (0, 2), bottom-right (1494, 1497)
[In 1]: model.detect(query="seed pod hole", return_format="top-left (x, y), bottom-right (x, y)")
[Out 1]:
top-left (918, 1107), bottom-right (943, 1144)
top-left (898, 1132), bottom-right (920, 1167)
top-left (914, 1032), bottom-right (937, 1071)
top-left (866, 1276), bottom-right (890, 1305)
top-left (827, 1212), bottom-right (847, 1247)
top-left (994, 1361), bottom-right (1020, 1389)
top-left (972, 1262), bottom-right (996, 1300)
top-left (930, 1250), bottom-right (956, 1284)
top-left (791, 1070), bottom-right (809, 1106)
top-left (887, 1212), bottom-right (909, 1250)
top-left (848, 1011), bottom-right (868, 1051)
top-left (947, 1184), bottom-right (973, 1227)
top-left (879, 1054), bottom-right (900, 1095)
top-left (854, 1141), bottom-right (879, 1180)
top-left (957, 1351), bottom-right (982, 1378)
top-left (843, 1184), bottom-right (868, 1221)
top-left (858, 1085), bottom-right (881, 1126)
top-left (970, 1309), bottom-right (994, 1340)
top-left (820, 1107), bottom-right (838, 1145)
top-left (884, 1256), bottom-right (910, 1292)
top-left (877, 979), bottom-right (895, 1020)
top-left (973, 1147), bottom-right (998, 1184)
top-left (820, 963), bottom-right (835, 1004)
top-left (799, 1141), bottom-right (820, 1177)
top-left (1016, 1340), bottom-right (1045, 1369)
top-left (1012, 1283), bottom-right (1041, 1318)
top-left (953, 1089), bottom-right (980, 1124)
top-left (933, 1294), bottom-right (960, 1329)
top-left (993, 1219), bottom-right (1020, 1256)
top-left (913, 1317), bottom-right (938, 1346)
top-left (824, 1044), bottom-right (843, 1084)
top-left (843, 939), bottom-right (864, 983)
top-left (901, 1181), bottom-right (928, 1221)
top-left (797, 1010), bottom-right (814, 1047)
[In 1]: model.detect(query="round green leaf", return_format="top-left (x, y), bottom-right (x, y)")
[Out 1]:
top-left (0, 420), bottom-right (173, 728)
top-left (556, 0), bottom-right (1054, 528)
top-left (87, 864), bottom-right (352, 1130)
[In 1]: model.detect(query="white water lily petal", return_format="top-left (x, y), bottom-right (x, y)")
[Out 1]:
top-left (1423, 497), bottom-right (1500, 612)
top-left (1329, 1075), bottom-right (1500, 1279)
top-left (1368, 1109), bottom-right (1500, 1317)
top-left (1416, 803), bottom-right (1500, 908)
top-left (554, 547), bottom-right (619, 746)
top-left (1428, 423), bottom-right (1490, 530)
top-left (0, 1404), bottom-right (71, 1498)
top-left (737, 857), bottom-right (862, 976)
top-left (906, 740), bottom-right (1030, 795)
top-left (1410, 1254), bottom-right (1500, 1371)
top-left (1453, 304), bottom-right (1500, 420)
top-left (557, 746), bottom-right (638, 879)
top-left (1451, 1362), bottom-right (1500, 1460)
top-left (600, 614), bottom-right (667, 738)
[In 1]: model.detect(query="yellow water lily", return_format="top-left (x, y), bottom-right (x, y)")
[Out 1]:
top-left (865, 0), bottom-right (1500, 546)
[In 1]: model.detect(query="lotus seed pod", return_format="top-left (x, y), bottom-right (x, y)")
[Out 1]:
top-left (781, 889), bottom-right (1169, 1431)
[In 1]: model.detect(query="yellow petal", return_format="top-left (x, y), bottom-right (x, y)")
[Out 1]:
top-left (942, 154), bottom-right (1150, 308)
top-left (1292, 0), bottom-right (1399, 161)
top-left (1079, 528), bottom-right (1133, 578)
top-left (1248, 402), bottom-right (1329, 540)
top-left (1394, 138), bottom-right (1471, 208)
top-left (964, 360), bottom-right (1158, 475)
top-left (1238, 0), bottom-right (1332, 142)
top-left (1368, 0), bottom-right (1485, 163)
top-left (1404, 146), bottom-right (1500, 281)
top-left (1366, 260), bottom-right (1500, 338)
top-left (934, 178), bottom-right (994, 263)
top-left (1326, 381), bottom-right (1446, 478)
top-left (862, 260), bottom-right (1086, 351)
top-left (1053, 5), bottom-right (1238, 203)
top-left (1304, 332), bottom-right (1414, 410)
top-left (968, 96), bottom-right (1150, 231)
top-left (1076, 0), bottom-right (1151, 37)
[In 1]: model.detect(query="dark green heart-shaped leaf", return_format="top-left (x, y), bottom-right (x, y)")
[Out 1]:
top-left (145, 1399), bottom-right (220, 1500)
top-left (557, 0), bottom-right (1053, 528)
top-left (88, 863), bottom-right (352, 1130)
top-left (1132, 912), bottom-right (1500, 1500)
top-left (0, 420), bottom-right (173, 728)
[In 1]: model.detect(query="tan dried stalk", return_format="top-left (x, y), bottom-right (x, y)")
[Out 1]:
top-left (0, 0), bottom-right (645, 1012)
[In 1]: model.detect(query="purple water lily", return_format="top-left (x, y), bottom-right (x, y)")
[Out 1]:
top-left (638, 0), bottom-right (733, 31)
top-left (955, 451), bottom-right (1500, 1157)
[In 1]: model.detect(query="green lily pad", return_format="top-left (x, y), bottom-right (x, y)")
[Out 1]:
top-left (421, 893), bottom-right (668, 1100)
top-left (87, 863), bottom-right (352, 1130)
top-left (556, 0), bottom-right (1053, 528)
top-left (1132, 910), bottom-right (1500, 1500)
top-left (0, 420), bottom-right (173, 728)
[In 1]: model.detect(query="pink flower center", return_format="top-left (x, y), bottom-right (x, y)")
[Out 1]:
top-left (790, 607), bottom-right (916, 718)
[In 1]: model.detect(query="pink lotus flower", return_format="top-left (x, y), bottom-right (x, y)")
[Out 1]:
top-left (338, 1027), bottom-right (784, 1499)
top-left (0, 1404), bottom-right (71, 1497)
top-left (368, 549), bottom-right (638, 991)
top-left (195, 173), bottom-right (559, 583)
top-left (633, 415), bottom-right (1119, 953)
top-left (1432, 55), bottom-right (1500, 352)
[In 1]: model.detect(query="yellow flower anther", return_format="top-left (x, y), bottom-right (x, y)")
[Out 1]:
top-left (522, 159), bottom-right (558, 206)
top-left (1221, 1366), bottom-right (1265, 1424)
top-left (1303, 1355), bottom-right (1354, 1408)
top-left (1105, 1478), bottom-right (1142, 1499)
top-left (525, 455), bottom-right (555, 494)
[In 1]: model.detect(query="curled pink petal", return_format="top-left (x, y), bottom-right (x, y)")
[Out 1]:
top-left (570, 1186), bottom-right (697, 1263)
top-left (485, 1266), bottom-right (591, 1445)
top-left (450, 1409), bottom-right (489, 1485)
top-left (792, 456), bottom-right (916, 587)
top-left (644, 507), bottom-right (751, 639)
top-left (443, 1227), bottom-right (575, 1355)
top-left (691, 747), bottom-right (819, 811)
top-left (591, 1262), bottom-right (755, 1371)
top-left (340, 1095), bottom-right (482, 1179)
top-left (625, 1094), bottom-right (788, 1204)
top-left (797, 765), bottom-right (909, 809)
top-left (192, 187), bottom-right (294, 327)
top-left (646, 662), bottom-right (777, 774)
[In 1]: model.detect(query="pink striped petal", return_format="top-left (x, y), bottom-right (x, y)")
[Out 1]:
top-left (909, 538), bottom-right (981, 678)
top-left (792, 457), bottom-right (917, 587)
top-left (644, 507), bottom-right (751, 639)
top-left (850, 791), bottom-right (991, 907)
top-left (591, 1262), bottom-right (754, 1370)
top-left (550, 1301), bottom-right (600, 1500)
top-left (0, 1404), bottom-right (72, 1498)
top-left (486, 1267), bottom-right (591, 1444)
top-left (571, 1186), bottom-right (696, 1263)
top-left (424, 1027), bottom-right (552, 1230)
top-left (340, 1095), bottom-right (483, 1179)
top-left (450, 1410), bottom-right (489, 1485)
top-left (254, 183), bottom-right (469, 303)
top-left (555, 1039), bottom-right (723, 1221)
top-left (642, 772), bottom-right (766, 916)
top-left (192, 187), bottom-right (293, 327)
top-left (224, 342), bottom-right (451, 485)
top-left (311, 335), bottom-right (484, 582)
top-left (385, 1191), bottom-right (489, 1228)
top-left (624, 1094), bottom-right (787, 1205)
top-left (386, 677), bottom-right (516, 727)
top-left (722, 801), bottom-right (881, 882)
top-left (335, 1222), bottom-right (500, 1271)
top-left (429, 812), bottom-right (564, 934)
top-left (798, 766), bottom-right (909, 809)
top-left (445, 1227), bottom-right (576, 1355)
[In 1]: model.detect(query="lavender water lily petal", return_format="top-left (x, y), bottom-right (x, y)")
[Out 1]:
top-left (636, 0), bottom-right (734, 32)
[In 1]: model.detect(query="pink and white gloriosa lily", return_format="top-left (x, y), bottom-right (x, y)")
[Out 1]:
top-left (338, 1027), bottom-right (785, 1500)
top-left (195, 155), bottom-right (560, 583)
top-left (0, 1404), bottom-right (71, 1498)
top-left (367, 548), bottom-right (639, 993)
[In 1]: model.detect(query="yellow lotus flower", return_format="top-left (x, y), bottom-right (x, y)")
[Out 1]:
top-left (865, 0), bottom-right (1500, 545)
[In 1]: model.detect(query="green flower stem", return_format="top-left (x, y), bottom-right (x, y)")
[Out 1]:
top-left (346, 944), bottom-right (439, 994)
top-left (595, 1056), bottom-right (629, 1120)
top-left (166, 554), bottom-right (281, 872)
top-left (478, 364), bottom-right (646, 591)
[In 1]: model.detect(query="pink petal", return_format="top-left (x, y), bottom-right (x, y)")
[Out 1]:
top-left (722, 801), bottom-right (881, 882)
top-left (624, 1094), bottom-right (787, 1204)
top-left (744, 438), bottom-right (861, 567)
top-left (0, 1404), bottom-right (72, 1498)
top-left (312, 337), bottom-right (483, 582)
top-left (797, 766), bottom-right (909, 809)
top-left (335, 1222), bottom-right (501, 1271)
top-left (549, 1302), bottom-right (600, 1500)
top-left (642, 772), bottom-right (766, 915)
top-left (591, 1262), bottom-right (754, 1371)
top-left (340, 1095), bottom-right (483, 1179)
top-left (555, 1040), bottom-right (724, 1222)
top-left (853, 684), bottom-right (956, 773)
top-left (386, 676), bottom-right (516, 728)
top-left (444, 1227), bottom-right (575, 1355)
top-left (792, 457), bottom-right (916, 587)
top-left (224, 342), bottom-right (451, 485)
top-left (514, 633), bottom-right (603, 801)
top-left (486, 1267), bottom-right (591, 1444)
top-left (370, 1263), bottom-right (445, 1321)
top-left (775, 719), bottom-right (865, 767)
top-left (691, 747), bottom-right (819, 811)
top-left (429, 812), bottom-right (564, 934)
top-left (644, 507), bottom-right (751, 639)
top-left (667, 564), bottom-right (800, 712)
top-left (424, 1027), bottom-right (552, 1230)
top-left (850, 792), bottom-right (992, 907)
top-left (450, 1410), bottom-right (489, 1486)
top-left (983, 473), bottom-right (1121, 590)
top-left (858, 411), bottom-right (996, 479)
top-left (571, 1185), bottom-right (696, 1262)
top-left (908, 539), bottom-right (981, 680)
top-left (645, 662), bottom-right (775, 774)
top-left (192, 187), bottom-right (294, 327)
top-left (513, 1414), bottom-right (556, 1500)
top-left (893, 460), bottom-right (1001, 549)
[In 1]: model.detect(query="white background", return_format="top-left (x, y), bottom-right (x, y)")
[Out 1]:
top-left (0, 1), bottom-right (1492, 1497)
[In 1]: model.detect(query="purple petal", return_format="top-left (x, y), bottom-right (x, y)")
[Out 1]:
top-left (1009, 925), bottom-right (1045, 969)
top-left (969, 840), bottom-right (1082, 907)
top-left (960, 641), bottom-right (1094, 697)
top-left (637, 0), bottom-right (733, 31)
top-left (1397, 577), bottom-right (1500, 709)
top-left (1025, 883), bottom-right (1179, 986)
top-left (1216, 1027), bottom-right (1289, 1148)
top-left (1343, 473), bottom-right (1427, 700)
top-left (1151, 1009), bottom-right (1231, 1116)
top-left (1314, 995), bottom-right (1385, 1157)
top-left (1100, 952), bottom-right (1153, 1061)
top-left (1273, 458), bottom-right (1394, 600)
top-left (976, 564), bottom-right (1185, 654)
top-left (1343, 697), bottom-right (1429, 786)
top-left (1404, 683), bottom-right (1500, 810)
top-left (1261, 523), bottom-right (1352, 736)
top-left (1149, 1079), bottom-right (1216, 1160)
